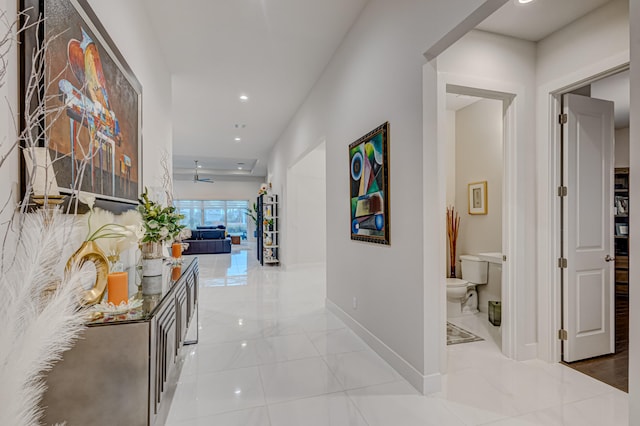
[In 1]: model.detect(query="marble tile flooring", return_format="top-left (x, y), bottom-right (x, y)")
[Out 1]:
top-left (166, 248), bottom-right (629, 425)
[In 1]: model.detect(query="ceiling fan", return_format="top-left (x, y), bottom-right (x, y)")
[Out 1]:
top-left (193, 160), bottom-right (214, 183)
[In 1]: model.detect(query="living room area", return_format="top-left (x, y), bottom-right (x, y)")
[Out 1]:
top-left (171, 172), bottom-right (263, 255)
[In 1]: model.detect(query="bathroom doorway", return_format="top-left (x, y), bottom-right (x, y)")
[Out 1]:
top-left (435, 64), bottom-right (528, 371)
top-left (444, 88), bottom-right (504, 352)
top-left (554, 69), bottom-right (630, 392)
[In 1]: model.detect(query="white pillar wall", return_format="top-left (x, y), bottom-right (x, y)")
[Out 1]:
top-left (267, 0), bottom-right (504, 392)
top-left (286, 143), bottom-right (327, 268)
top-left (0, 0), bottom-right (20, 233)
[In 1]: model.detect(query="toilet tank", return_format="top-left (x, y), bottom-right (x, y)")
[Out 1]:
top-left (460, 255), bottom-right (488, 284)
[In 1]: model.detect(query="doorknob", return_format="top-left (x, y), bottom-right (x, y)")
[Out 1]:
top-left (605, 255), bottom-right (615, 262)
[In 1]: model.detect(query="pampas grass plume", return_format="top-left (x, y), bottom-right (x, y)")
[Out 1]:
top-left (0, 210), bottom-right (89, 426)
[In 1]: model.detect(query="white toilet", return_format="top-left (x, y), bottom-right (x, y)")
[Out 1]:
top-left (446, 254), bottom-right (488, 318)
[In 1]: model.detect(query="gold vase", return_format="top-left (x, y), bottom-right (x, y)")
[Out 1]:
top-left (66, 240), bottom-right (109, 306)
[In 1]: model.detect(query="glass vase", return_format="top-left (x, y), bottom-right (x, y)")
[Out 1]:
top-left (141, 241), bottom-right (163, 277)
top-left (107, 252), bottom-right (124, 273)
top-left (141, 241), bottom-right (163, 259)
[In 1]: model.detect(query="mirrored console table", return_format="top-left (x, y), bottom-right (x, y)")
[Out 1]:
top-left (41, 257), bottom-right (199, 426)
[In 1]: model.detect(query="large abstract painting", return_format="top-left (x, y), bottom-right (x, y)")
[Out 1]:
top-left (21, 0), bottom-right (142, 205)
top-left (349, 122), bottom-right (390, 245)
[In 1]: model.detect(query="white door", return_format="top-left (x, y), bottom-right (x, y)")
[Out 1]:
top-left (562, 93), bottom-right (615, 363)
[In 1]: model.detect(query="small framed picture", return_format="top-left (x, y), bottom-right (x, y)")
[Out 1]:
top-left (468, 181), bottom-right (487, 215)
top-left (616, 223), bottom-right (629, 236)
top-left (615, 196), bottom-right (629, 215)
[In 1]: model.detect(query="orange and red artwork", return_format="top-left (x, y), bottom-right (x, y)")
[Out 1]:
top-left (35, 0), bottom-right (141, 203)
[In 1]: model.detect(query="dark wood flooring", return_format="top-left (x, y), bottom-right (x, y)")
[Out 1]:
top-left (562, 290), bottom-right (629, 392)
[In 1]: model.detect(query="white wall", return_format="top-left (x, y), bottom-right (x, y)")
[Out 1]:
top-left (437, 29), bottom-right (537, 360)
top-left (88, 0), bottom-right (173, 190)
top-left (173, 179), bottom-right (262, 201)
top-left (535, 0), bottom-right (630, 363)
top-left (287, 143), bottom-right (326, 267)
top-left (445, 110), bottom-right (456, 207)
top-left (615, 127), bottom-right (630, 167)
top-left (0, 0), bottom-right (19, 232)
top-left (454, 98), bottom-right (503, 310)
top-left (267, 0), bottom-right (496, 392)
top-left (454, 99), bottom-right (503, 256)
top-left (536, 0), bottom-right (629, 88)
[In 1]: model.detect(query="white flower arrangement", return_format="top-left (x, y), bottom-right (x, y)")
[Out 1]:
top-left (79, 192), bottom-right (144, 258)
top-left (137, 188), bottom-right (186, 243)
top-left (177, 227), bottom-right (191, 241)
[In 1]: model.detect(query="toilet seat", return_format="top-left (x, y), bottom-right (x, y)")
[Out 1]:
top-left (446, 278), bottom-right (468, 287)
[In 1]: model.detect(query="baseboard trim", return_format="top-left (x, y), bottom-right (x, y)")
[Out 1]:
top-left (326, 298), bottom-right (441, 395)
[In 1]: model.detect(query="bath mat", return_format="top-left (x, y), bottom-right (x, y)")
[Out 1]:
top-left (447, 322), bottom-right (484, 345)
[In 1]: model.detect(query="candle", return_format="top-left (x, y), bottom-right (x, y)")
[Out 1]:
top-left (171, 266), bottom-right (182, 281)
top-left (172, 242), bottom-right (182, 258)
top-left (107, 272), bottom-right (128, 305)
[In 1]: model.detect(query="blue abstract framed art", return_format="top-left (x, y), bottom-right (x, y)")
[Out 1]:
top-left (349, 122), bottom-right (390, 245)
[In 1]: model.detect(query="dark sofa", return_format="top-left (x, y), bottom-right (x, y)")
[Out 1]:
top-left (182, 226), bottom-right (231, 255)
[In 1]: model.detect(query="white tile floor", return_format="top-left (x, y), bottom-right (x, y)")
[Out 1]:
top-left (166, 247), bottom-right (629, 425)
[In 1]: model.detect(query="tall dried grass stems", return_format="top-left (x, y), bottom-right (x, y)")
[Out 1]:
top-left (447, 205), bottom-right (460, 278)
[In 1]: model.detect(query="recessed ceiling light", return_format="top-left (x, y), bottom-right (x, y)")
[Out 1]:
top-left (234, 137), bottom-right (241, 142)
top-left (239, 94), bottom-right (249, 102)
top-left (237, 167), bottom-right (242, 170)
top-left (517, 0), bottom-right (533, 3)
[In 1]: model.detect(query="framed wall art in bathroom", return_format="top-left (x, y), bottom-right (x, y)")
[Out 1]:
top-left (468, 181), bottom-right (487, 215)
top-left (349, 122), bottom-right (390, 245)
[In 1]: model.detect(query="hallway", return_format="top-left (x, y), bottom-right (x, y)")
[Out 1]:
top-left (166, 248), bottom-right (628, 425)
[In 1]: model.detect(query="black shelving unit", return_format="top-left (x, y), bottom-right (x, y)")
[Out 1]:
top-left (614, 167), bottom-right (629, 296)
top-left (257, 193), bottom-right (279, 265)
top-left (257, 195), bottom-right (263, 262)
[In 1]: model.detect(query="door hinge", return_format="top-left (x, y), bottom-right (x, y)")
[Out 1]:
top-left (558, 257), bottom-right (567, 269)
top-left (559, 113), bottom-right (568, 124)
top-left (558, 329), bottom-right (568, 341)
top-left (558, 186), bottom-right (568, 197)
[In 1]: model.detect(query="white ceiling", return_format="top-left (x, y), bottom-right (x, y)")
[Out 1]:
top-left (477, 0), bottom-right (612, 42)
top-left (142, 0), bottom-right (368, 180)
top-left (142, 0), bottom-right (621, 182)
